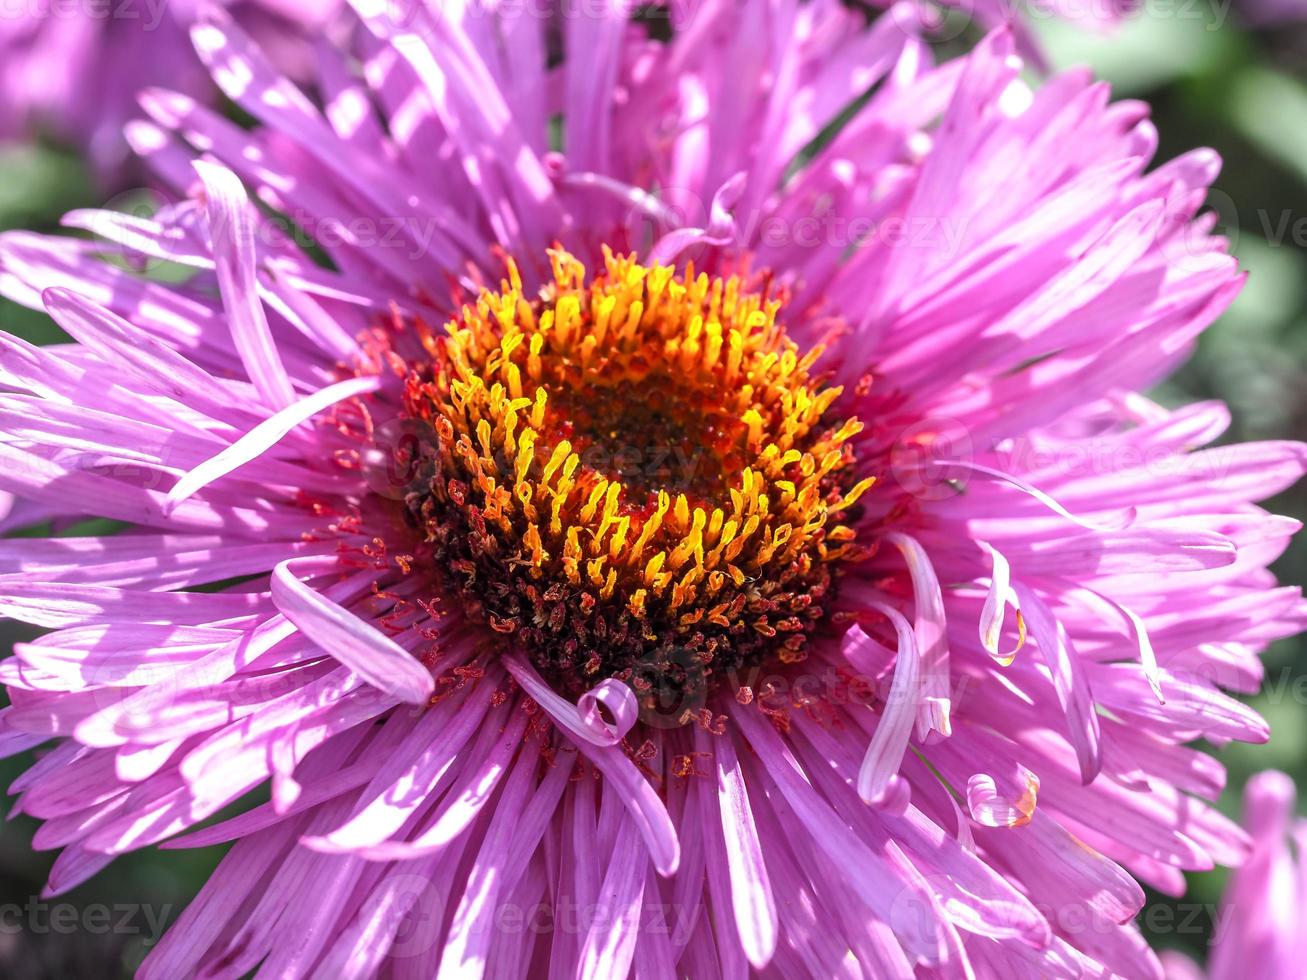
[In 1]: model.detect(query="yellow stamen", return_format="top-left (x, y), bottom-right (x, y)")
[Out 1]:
top-left (400, 247), bottom-right (870, 706)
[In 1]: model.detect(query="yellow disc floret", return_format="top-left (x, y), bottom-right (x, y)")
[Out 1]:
top-left (399, 248), bottom-right (873, 720)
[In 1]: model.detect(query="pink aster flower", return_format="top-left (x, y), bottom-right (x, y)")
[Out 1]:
top-left (1165, 773), bottom-right (1307, 980)
top-left (1162, 771), bottom-right (1307, 980)
top-left (0, 0), bottom-right (341, 183)
top-left (0, 3), bottom-right (1304, 977)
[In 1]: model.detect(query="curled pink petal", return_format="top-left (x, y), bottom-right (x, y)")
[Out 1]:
top-left (967, 767), bottom-right (1041, 828)
top-left (504, 652), bottom-right (636, 746)
top-left (885, 531), bottom-right (951, 739)
top-left (647, 173), bottom-right (746, 266)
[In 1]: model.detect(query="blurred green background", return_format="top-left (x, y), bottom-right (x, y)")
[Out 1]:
top-left (1, 4), bottom-right (1306, 975)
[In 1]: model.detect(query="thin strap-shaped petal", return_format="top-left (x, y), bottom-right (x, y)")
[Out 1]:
top-left (0, 714), bottom-right (49, 760)
top-left (164, 375), bottom-right (381, 512)
top-left (194, 160), bottom-right (296, 410)
top-left (1072, 586), bottom-right (1164, 703)
top-left (0, 441), bottom-right (305, 538)
top-left (329, 706), bottom-right (530, 861)
top-left (563, 0), bottom-right (632, 175)
top-left (1013, 582), bottom-right (1102, 784)
top-left (580, 679), bottom-right (639, 743)
top-left (702, 727), bottom-right (778, 968)
top-left (263, 264), bottom-right (362, 362)
top-left (885, 531), bottom-right (951, 739)
top-left (729, 701), bottom-right (943, 964)
top-left (43, 845), bottom-right (115, 899)
top-left (190, 7), bottom-right (478, 266)
top-left (954, 460), bottom-right (1136, 531)
top-left (561, 171), bottom-right (681, 226)
top-left (307, 681), bottom-right (497, 851)
top-left (0, 579), bottom-right (266, 630)
top-left (270, 558), bottom-right (433, 704)
top-left (840, 623), bottom-right (897, 679)
top-left (499, 748), bottom-right (577, 890)
top-left (857, 601), bottom-right (921, 807)
top-left (691, 771), bottom-right (747, 980)
top-left (1117, 601), bottom-right (1163, 704)
top-left (979, 542), bottom-right (1024, 665)
top-left (39, 287), bottom-right (244, 416)
top-left (346, 0), bottom-right (560, 252)
top-left (941, 787), bottom-right (977, 853)
top-left (437, 738), bottom-right (542, 980)
top-left (61, 208), bottom-right (211, 268)
top-left (568, 736), bottom-right (679, 877)
top-left (578, 815), bottom-right (646, 980)
top-left (504, 652), bottom-right (637, 746)
top-left (136, 814), bottom-right (300, 980)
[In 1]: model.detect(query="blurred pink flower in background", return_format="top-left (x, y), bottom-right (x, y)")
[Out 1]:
top-left (0, 0), bottom-right (342, 183)
top-left (1163, 771), bottom-right (1307, 979)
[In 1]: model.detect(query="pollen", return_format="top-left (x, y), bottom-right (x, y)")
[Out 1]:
top-left (399, 248), bottom-right (873, 720)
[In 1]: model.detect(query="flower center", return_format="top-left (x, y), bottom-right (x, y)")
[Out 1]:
top-left (399, 248), bottom-right (873, 722)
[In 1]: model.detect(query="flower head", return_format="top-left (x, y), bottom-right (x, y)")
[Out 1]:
top-left (0, 0), bottom-right (340, 182)
top-left (400, 247), bottom-right (872, 712)
top-left (0, 3), bottom-right (1303, 978)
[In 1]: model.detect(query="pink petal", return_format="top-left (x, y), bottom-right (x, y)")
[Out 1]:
top-left (164, 374), bottom-right (381, 512)
top-left (194, 160), bottom-right (297, 410)
top-left (270, 558), bottom-right (433, 704)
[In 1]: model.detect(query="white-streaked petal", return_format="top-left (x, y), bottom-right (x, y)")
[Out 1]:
top-left (1013, 582), bottom-right (1103, 784)
top-left (704, 726), bottom-right (778, 968)
top-left (857, 601), bottom-right (920, 807)
top-left (164, 374), bottom-right (381, 512)
top-left (194, 160), bottom-right (296, 410)
top-left (270, 559), bottom-right (433, 704)
top-left (885, 531), bottom-right (951, 738)
top-left (979, 542), bottom-right (1024, 665)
